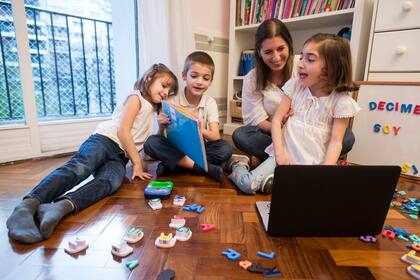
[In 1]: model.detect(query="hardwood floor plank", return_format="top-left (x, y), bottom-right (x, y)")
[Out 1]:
top-left (329, 250), bottom-right (407, 267)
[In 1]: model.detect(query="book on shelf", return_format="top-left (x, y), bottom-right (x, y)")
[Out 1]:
top-left (238, 49), bottom-right (255, 76)
top-left (162, 101), bottom-right (207, 171)
top-left (236, 0), bottom-right (355, 26)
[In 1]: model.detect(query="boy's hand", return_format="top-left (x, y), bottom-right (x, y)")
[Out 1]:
top-left (131, 165), bottom-right (152, 181)
top-left (157, 112), bottom-right (170, 128)
top-left (275, 151), bottom-right (292, 165)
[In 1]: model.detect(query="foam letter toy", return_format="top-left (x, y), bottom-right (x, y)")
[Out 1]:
top-left (126, 259), bottom-right (139, 270)
top-left (409, 243), bottom-right (420, 252)
top-left (359, 235), bottom-right (377, 243)
top-left (221, 248), bottom-right (240, 261)
top-left (124, 227), bottom-right (144, 243)
top-left (410, 235), bottom-right (420, 244)
top-left (373, 123), bottom-right (381, 133)
top-left (401, 163), bottom-right (410, 173)
top-left (257, 250), bottom-right (276, 259)
top-left (148, 198), bottom-right (162, 210)
top-left (401, 250), bottom-right (420, 265)
top-left (65, 237), bottom-right (88, 254)
top-left (155, 233), bottom-right (176, 248)
top-left (369, 101), bottom-right (377, 111)
top-left (111, 241), bottom-right (133, 257)
top-left (393, 126), bottom-right (401, 136)
top-left (382, 229), bottom-right (396, 240)
top-left (383, 124), bottom-right (390, 134)
top-left (407, 264), bottom-right (420, 280)
top-left (173, 195), bottom-right (186, 206)
top-left (412, 165), bottom-right (419, 175)
top-left (200, 223), bottom-right (215, 232)
top-left (175, 226), bottom-right (192, 241)
top-left (239, 260), bottom-right (252, 270)
top-left (169, 215), bottom-right (186, 229)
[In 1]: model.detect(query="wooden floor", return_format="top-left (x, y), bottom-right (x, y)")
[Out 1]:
top-left (0, 155), bottom-right (419, 280)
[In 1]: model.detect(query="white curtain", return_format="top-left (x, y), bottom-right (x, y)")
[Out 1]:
top-left (138, 0), bottom-right (194, 82)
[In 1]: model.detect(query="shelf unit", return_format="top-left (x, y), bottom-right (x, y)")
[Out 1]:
top-left (223, 0), bottom-right (374, 135)
top-left (364, 0), bottom-right (420, 82)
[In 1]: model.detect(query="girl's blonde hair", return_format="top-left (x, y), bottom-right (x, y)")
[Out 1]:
top-left (133, 63), bottom-right (179, 109)
top-left (254, 18), bottom-right (294, 91)
top-left (304, 33), bottom-right (355, 92)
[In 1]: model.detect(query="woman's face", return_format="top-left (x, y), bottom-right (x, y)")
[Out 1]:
top-left (259, 36), bottom-right (290, 73)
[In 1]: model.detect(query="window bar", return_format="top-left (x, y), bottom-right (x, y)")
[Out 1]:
top-left (65, 15), bottom-right (76, 115)
top-left (0, 25), bottom-right (12, 118)
top-left (106, 23), bottom-right (114, 111)
top-left (32, 9), bottom-right (46, 116)
top-left (50, 13), bottom-right (62, 115)
top-left (80, 18), bottom-right (89, 114)
top-left (94, 20), bottom-right (102, 113)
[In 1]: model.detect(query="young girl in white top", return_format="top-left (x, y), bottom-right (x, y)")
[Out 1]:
top-left (7, 63), bottom-right (178, 243)
top-left (229, 33), bottom-right (361, 194)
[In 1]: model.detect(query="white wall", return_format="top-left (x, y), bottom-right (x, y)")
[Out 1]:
top-left (187, 0), bottom-right (230, 124)
top-left (189, 0), bottom-right (230, 37)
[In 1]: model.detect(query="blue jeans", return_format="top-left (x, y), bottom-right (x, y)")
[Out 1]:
top-left (144, 135), bottom-right (232, 170)
top-left (26, 134), bottom-right (128, 213)
top-left (229, 156), bottom-right (276, 194)
top-left (233, 125), bottom-right (355, 159)
top-left (232, 125), bottom-right (272, 162)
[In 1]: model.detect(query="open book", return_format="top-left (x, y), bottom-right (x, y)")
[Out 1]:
top-left (162, 101), bottom-right (207, 171)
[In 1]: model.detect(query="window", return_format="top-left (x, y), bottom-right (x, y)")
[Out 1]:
top-left (0, 1), bottom-right (24, 123)
top-left (25, 0), bottom-right (115, 120)
top-left (0, 0), bottom-right (115, 124)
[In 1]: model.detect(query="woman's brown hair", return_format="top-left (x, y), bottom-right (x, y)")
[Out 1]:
top-left (254, 18), bottom-right (294, 91)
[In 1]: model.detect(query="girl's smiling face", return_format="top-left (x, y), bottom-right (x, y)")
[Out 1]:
top-left (147, 74), bottom-right (176, 104)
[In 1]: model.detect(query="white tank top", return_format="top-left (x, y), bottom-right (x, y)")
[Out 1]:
top-left (95, 91), bottom-right (154, 152)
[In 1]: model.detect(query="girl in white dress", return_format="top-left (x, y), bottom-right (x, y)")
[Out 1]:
top-left (229, 33), bottom-right (361, 194)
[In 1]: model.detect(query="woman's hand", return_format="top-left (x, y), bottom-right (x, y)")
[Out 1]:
top-left (131, 164), bottom-right (152, 181)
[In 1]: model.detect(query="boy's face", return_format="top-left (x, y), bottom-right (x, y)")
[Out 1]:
top-left (182, 63), bottom-right (213, 97)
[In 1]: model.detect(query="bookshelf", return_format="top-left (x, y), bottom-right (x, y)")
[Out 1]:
top-left (223, 0), bottom-right (374, 135)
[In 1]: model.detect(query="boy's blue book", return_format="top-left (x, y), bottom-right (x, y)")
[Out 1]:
top-left (162, 101), bottom-right (207, 171)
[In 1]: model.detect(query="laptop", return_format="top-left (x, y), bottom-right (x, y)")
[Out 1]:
top-left (256, 165), bottom-right (401, 236)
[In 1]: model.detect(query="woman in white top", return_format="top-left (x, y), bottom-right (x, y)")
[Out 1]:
top-left (232, 19), bottom-right (355, 168)
top-left (229, 33), bottom-right (360, 194)
top-left (6, 64), bottom-right (178, 243)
